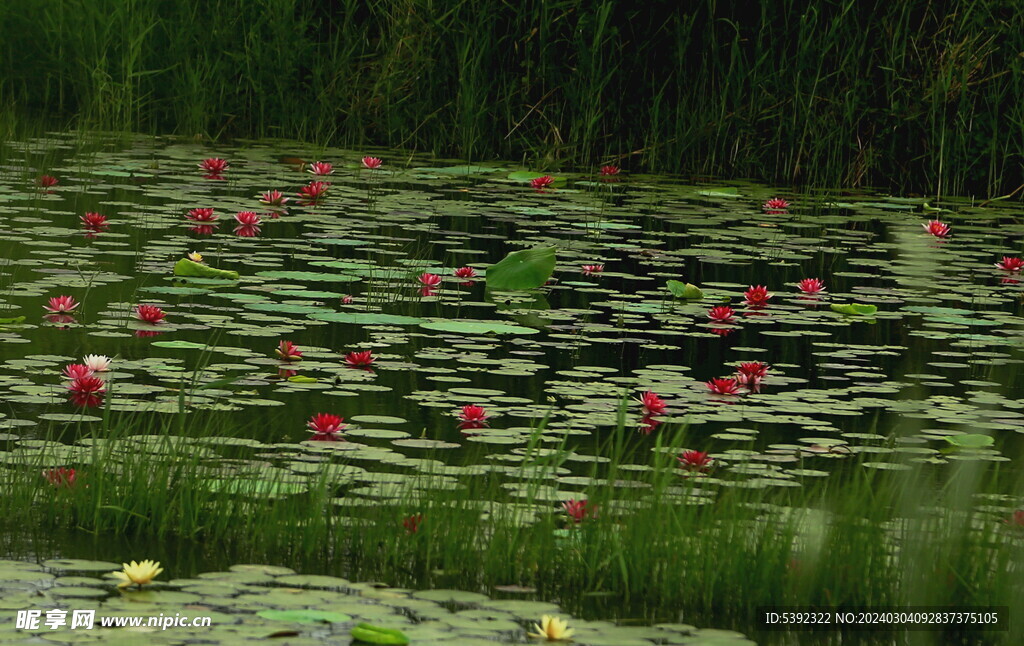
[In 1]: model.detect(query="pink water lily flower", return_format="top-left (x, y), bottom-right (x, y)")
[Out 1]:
top-left (763, 198), bottom-right (790, 212)
top-left (186, 208), bottom-right (218, 222)
top-left (80, 212), bottom-right (108, 229)
top-left (582, 264), bottom-right (604, 276)
top-left (636, 391), bottom-right (666, 416)
top-left (797, 278), bottom-right (826, 294)
top-left (995, 256), bottom-right (1023, 272)
top-left (234, 211), bottom-right (261, 226)
top-left (340, 295), bottom-right (354, 304)
top-left (459, 405), bottom-right (489, 422)
top-left (531, 175), bottom-right (554, 190)
top-left (298, 181), bottom-right (330, 201)
top-left (43, 467), bottom-right (77, 488)
top-left (418, 273), bottom-right (442, 287)
top-left (600, 165), bottom-right (620, 176)
top-left (707, 305), bottom-right (735, 322)
top-left (37, 175), bottom-right (59, 188)
top-left (199, 158), bottom-right (228, 174)
top-left (62, 364), bottom-right (94, 380)
top-left (923, 220), bottom-right (950, 237)
top-left (706, 378), bottom-right (740, 395)
top-left (276, 340), bottom-right (303, 362)
top-left (308, 161), bottom-right (333, 176)
top-left (562, 498), bottom-right (596, 524)
top-left (735, 361), bottom-right (770, 387)
top-left (677, 450), bottom-right (714, 472)
top-left (258, 190), bottom-right (289, 207)
top-left (134, 305), bottom-right (166, 324)
top-left (744, 285), bottom-right (772, 306)
top-left (44, 295), bottom-right (79, 313)
top-left (361, 157), bottom-right (382, 169)
top-left (307, 413), bottom-right (346, 440)
top-left (345, 350), bottom-right (375, 367)
top-left (67, 375), bottom-right (105, 395)
top-left (454, 266), bottom-right (477, 278)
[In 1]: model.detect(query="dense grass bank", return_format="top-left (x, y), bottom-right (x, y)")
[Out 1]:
top-left (3, 406), bottom-right (1022, 642)
top-left (0, 1), bottom-right (1021, 196)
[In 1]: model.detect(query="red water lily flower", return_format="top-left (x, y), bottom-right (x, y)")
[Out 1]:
top-left (562, 498), bottom-right (596, 524)
top-left (923, 220), bottom-right (950, 237)
top-left (67, 375), bottom-right (105, 395)
top-left (234, 224), bottom-right (261, 237)
top-left (677, 450), bottom-right (714, 472)
top-left (418, 273), bottom-right (442, 287)
top-left (345, 350), bottom-right (375, 367)
top-left (361, 157), bottom-right (382, 169)
top-left (298, 180), bottom-right (330, 202)
top-left (275, 340), bottom-right (303, 362)
top-left (454, 266), bottom-right (477, 279)
top-left (258, 190), bottom-right (289, 207)
top-left (80, 212), bottom-right (108, 229)
top-left (37, 175), bottom-right (59, 189)
top-left (706, 378), bottom-right (740, 395)
top-left (582, 264), bottom-right (604, 276)
top-left (707, 305), bottom-right (735, 322)
top-left (306, 413), bottom-right (346, 440)
top-left (44, 295), bottom-right (79, 313)
top-left (797, 278), bottom-right (826, 294)
top-left (62, 364), bottom-right (94, 380)
top-left (340, 295), bottom-right (354, 304)
top-left (403, 514), bottom-right (424, 534)
top-left (459, 405), bottom-right (489, 422)
top-left (186, 208), bottom-right (218, 222)
top-left (531, 175), bottom-right (554, 190)
top-left (636, 391), bottom-right (666, 416)
top-left (134, 305), bottom-right (166, 324)
top-left (308, 161), bottom-right (333, 176)
top-left (736, 361), bottom-right (770, 387)
top-left (744, 285), bottom-right (772, 306)
top-left (1008, 510), bottom-right (1024, 527)
top-left (763, 198), bottom-right (790, 212)
top-left (600, 165), bottom-right (620, 176)
top-left (43, 467), bottom-right (76, 488)
top-left (234, 211), bottom-right (261, 226)
top-left (995, 256), bottom-right (1023, 272)
top-left (199, 158), bottom-right (228, 174)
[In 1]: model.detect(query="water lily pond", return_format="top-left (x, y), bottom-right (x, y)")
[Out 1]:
top-left (1, 133), bottom-right (1022, 644)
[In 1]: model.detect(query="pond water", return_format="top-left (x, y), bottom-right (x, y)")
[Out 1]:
top-left (1, 132), bottom-right (1022, 644)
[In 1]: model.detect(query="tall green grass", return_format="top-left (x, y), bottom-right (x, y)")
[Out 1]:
top-left (3, 400), bottom-right (1021, 642)
top-left (0, 1), bottom-right (1020, 196)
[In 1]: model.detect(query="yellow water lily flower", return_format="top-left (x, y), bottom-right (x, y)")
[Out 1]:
top-left (187, 251), bottom-right (203, 263)
top-left (528, 615), bottom-right (574, 641)
top-left (111, 559), bottom-right (164, 589)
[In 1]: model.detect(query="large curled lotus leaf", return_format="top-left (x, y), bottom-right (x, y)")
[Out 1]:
top-left (485, 247), bottom-right (556, 291)
top-left (350, 622), bottom-right (410, 645)
top-left (830, 303), bottom-right (878, 316)
top-left (666, 280), bottom-right (703, 299)
top-left (173, 258), bottom-right (239, 280)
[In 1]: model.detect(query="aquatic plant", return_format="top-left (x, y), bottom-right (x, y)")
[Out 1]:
top-left (234, 211), bottom-right (261, 225)
top-left (763, 197), bottom-right (789, 212)
top-left (344, 350), bottom-right (375, 367)
top-left (707, 305), bottom-right (735, 322)
top-left (599, 165), bottom-right (619, 176)
top-left (298, 180), bottom-right (330, 201)
top-left (307, 161), bottom-right (333, 175)
top-left (635, 391), bottom-right (666, 416)
top-left (134, 304), bottom-right (166, 324)
top-left (82, 355), bottom-right (111, 372)
top-left (530, 176), bottom-right (554, 190)
top-left (306, 413), bottom-right (346, 440)
top-left (418, 273), bottom-right (442, 287)
top-left (275, 340), bottom-right (303, 362)
top-left (458, 405), bottom-right (489, 422)
top-left (581, 264), bottom-right (603, 276)
top-left (743, 285), bottom-right (772, 306)
top-left (923, 220), bottom-right (950, 237)
top-left (706, 377), bottom-right (740, 395)
top-left (361, 157), bottom-right (382, 169)
top-left (43, 295), bottom-right (79, 313)
top-left (677, 450), bottom-right (713, 473)
top-left (186, 207), bottom-right (218, 222)
top-left (995, 256), bottom-right (1023, 271)
top-left (797, 278), bottom-right (825, 294)
top-left (529, 615), bottom-right (574, 641)
top-left (61, 364), bottom-right (94, 380)
top-left (258, 190), bottom-right (288, 207)
top-left (111, 559), bottom-right (163, 589)
top-left (198, 158), bottom-right (228, 174)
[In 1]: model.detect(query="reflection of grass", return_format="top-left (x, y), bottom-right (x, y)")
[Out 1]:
top-left (5, 403), bottom-right (1022, 640)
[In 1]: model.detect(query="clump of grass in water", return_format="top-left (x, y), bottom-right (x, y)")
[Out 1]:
top-left (4, 395), bottom-right (1022, 640)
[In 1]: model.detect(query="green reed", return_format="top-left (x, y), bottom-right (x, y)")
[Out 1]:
top-left (0, 1), bottom-right (1020, 196)
top-left (2, 393), bottom-right (1021, 644)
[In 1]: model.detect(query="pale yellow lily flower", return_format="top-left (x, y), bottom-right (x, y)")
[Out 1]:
top-left (111, 559), bottom-right (164, 589)
top-left (528, 615), bottom-right (574, 641)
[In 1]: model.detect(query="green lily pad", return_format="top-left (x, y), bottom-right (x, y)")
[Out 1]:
top-left (666, 280), bottom-right (704, 299)
top-left (486, 247), bottom-right (556, 291)
top-left (351, 622), bottom-right (410, 645)
top-left (173, 258), bottom-right (239, 280)
top-left (257, 609), bottom-right (352, 624)
top-left (830, 303), bottom-right (878, 316)
top-left (943, 434), bottom-right (994, 448)
top-left (420, 320), bottom-right (540, 335)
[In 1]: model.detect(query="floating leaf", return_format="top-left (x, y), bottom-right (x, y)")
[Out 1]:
top-left (420, 320), bottom-right (540, 335)
top-left (350, 623), bottom-right (410, 645)
top-left (486, 247), bottom-right (556, 291)
top-left (943, 434), bottom-right (994, 449)
top-left (666, 280), bottom-right (704, 299)
top-left (257, 609), bottom-right (352, 624)
top-left (830, 303), bottom-right (878, 316)
top-left (173, 258), bottom-right (239, 280)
